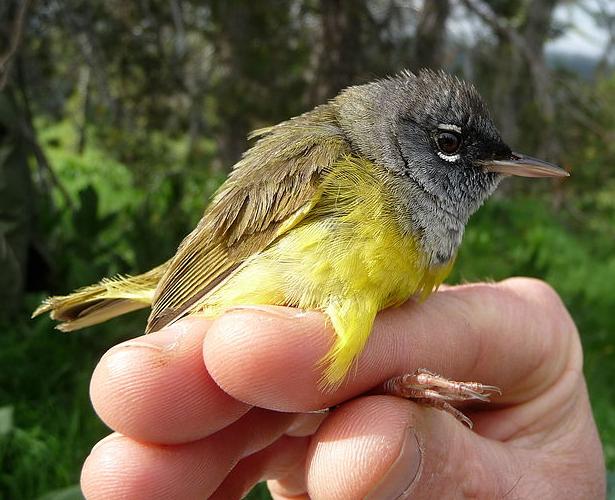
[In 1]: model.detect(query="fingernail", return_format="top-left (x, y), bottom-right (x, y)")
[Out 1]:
top-left (113, 322), bottom-right (191, 352)
top-left (225, 305), bottom-right (311, 320)
top-left (366, 428), bottom-right (422, 500)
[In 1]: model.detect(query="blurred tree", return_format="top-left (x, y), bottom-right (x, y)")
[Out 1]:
top-left (581, 0), bottom-right (615, 75)
top-left (208, 0), bottom-right (310, 166)
top-left (462, 0), bottom-right (559, 157)
top-left (310, 0), bottom-right (368, 102)
top-left (0, 89), bottom-right (33, 316)
top-left (413, 0), bottom-right (450, 69)
top-left (0, 0), bottom-right (55, 316)
top-left (310, 0), bottom-right (421, 102)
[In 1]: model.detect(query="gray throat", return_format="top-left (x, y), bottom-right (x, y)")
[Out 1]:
top-left (391, 175), bottom-right (468, 266)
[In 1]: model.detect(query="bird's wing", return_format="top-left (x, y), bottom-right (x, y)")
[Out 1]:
top-left (146, 105), bottom-right (349, 332)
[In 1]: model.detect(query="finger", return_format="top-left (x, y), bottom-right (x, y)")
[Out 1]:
top-left (209, 435), bottom-right (309, 500)
top-left (204, 278), bottom-right (579, 412)
top-left (90, 317), bottom-right (250, 444)
top-left (81, 407), bottom-right (295, 500)
top-left (286, 412), bottom-right (328, 437)
top-left (267, 466), bottom-right (309, 500)
top-left (305, 395), bottom-right (522, 500)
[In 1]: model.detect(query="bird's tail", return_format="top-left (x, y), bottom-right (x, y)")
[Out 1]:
top-left (32, 263), bottom-right (168, 332)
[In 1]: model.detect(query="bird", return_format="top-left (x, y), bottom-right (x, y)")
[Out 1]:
top-left (33, 70), bottom-right (568, 421)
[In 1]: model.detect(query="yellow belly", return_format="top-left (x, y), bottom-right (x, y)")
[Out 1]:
top-left (197, 157), bottom-right (454, 387)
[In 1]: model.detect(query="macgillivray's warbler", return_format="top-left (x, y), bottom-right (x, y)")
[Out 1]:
top-left (34, 70), bottom-right (568, 424)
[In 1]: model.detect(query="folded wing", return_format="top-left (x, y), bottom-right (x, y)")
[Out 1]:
top-left (146, 105), bottom-right (349, 332)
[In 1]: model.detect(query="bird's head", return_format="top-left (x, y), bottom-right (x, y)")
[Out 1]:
top-left (334, 69), bottom-right (567, 227)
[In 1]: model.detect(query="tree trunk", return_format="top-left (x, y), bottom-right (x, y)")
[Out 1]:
top-left (464, 0), bottom-right (559, 156)
top-left (310, 0), bottom-right (366, 104)
top-left (413, 0), bottom-right (450, 69)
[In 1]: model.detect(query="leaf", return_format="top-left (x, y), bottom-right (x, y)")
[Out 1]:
top-left (0, 405), bottom-right (14, 435)
top-left (37, 485), bottom-right (84, 500)
top-left (607, 471), bottom-right (615, 500)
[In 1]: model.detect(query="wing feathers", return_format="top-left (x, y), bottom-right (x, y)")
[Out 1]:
top-left (146, 104), bottom-right (349, 332)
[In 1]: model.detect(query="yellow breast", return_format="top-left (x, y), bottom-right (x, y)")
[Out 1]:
top-left (197, 157), bottom-right (454, 386)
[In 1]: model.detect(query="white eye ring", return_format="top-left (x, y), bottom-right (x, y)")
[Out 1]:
top-left (438, 123), bottom-right (462, 134)
top-left (437, 151), bottom-right (461, 162)
top-left (435, 124), bottom-right (463, 162)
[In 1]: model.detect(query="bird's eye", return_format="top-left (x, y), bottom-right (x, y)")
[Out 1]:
top-left (436, 131), bottom-right (462, 156)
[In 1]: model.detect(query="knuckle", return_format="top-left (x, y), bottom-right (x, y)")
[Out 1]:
top-left (502, 277), bottom-right (582, 379)
top-left (502, 277), bottom-right (576, 334)
top-left (526, 279), bottom-right (564, 312)
top-left (505, 277), bottom-right (563, 312)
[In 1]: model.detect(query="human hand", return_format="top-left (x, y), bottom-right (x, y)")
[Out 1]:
top-left (81, 278), bottom-right (606, 499)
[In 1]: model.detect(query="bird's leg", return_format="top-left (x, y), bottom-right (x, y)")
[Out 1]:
top-left (381, 368), bottom-right (501, 428)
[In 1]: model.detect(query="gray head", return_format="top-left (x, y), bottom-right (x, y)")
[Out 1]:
top-left (333, 69), bottom-right (567, 265)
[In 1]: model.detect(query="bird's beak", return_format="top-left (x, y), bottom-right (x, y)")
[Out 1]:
top-left (482, 152), bottom-right (569, 178)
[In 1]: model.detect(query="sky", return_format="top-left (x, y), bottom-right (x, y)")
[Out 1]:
top-left (546, 1), bottom-right (611, 58)
top-left (445, 0), bottom-right (611, 61)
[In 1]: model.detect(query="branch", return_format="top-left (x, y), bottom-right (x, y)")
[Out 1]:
top-left (0, 0), bottom-right (30, 90)
top-left (579, 0), bottom-right (615, 74)
top-left (460, 0), bottom-right (531, 57)
top-left (460, 0), bottom-right (554, 120)
top-left (15, 57), bottom-right (74, 209)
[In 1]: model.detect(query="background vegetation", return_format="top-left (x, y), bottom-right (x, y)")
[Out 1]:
top-left (1, 0), bottom-right (614, 498)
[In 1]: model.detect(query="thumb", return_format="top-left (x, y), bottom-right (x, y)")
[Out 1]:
top-left (305, 396), bottom-right (520, 500)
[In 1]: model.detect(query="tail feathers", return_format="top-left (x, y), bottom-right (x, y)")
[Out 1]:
top-left (318, 298), bottom-right (378, 390)
top-left (32, 264), bottom-right (168, 332)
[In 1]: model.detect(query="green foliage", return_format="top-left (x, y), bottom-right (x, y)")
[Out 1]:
top-left (36, 120), bottom-right (224, 287)
top-left (246, 482), bottom-right (273, 500)
top-left (1, 1), bottom-right (613, 498)
top-left (0, 120), bottom-right (224, 498)
top-left (0, 296), bottom-right (124, 499)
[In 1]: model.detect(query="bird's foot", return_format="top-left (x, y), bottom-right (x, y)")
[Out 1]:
top-left (381, 368), bottom-right (501, 428)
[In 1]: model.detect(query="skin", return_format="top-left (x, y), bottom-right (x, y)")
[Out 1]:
top-left (81, 278), bottom-right (606, 499)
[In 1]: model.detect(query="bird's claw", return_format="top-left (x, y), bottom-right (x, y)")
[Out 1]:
top-left (381, 368), bottom-right (501, 428)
